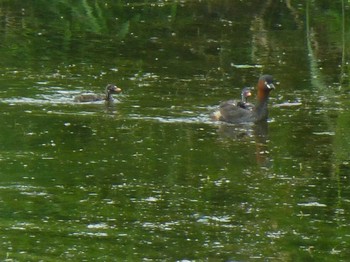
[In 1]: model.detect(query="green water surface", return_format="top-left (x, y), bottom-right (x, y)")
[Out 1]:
top-left (1, 1), bottom-right (350, 261)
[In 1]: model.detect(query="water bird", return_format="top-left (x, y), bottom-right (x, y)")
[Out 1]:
top-left (211, 87), bottom-right (253, 120)
top-left (74, 84), bottom-right (122, 102)
top-left (211, 75), bottom-right (275, 123)
top-left (236, 87), bottom-right (254, 110)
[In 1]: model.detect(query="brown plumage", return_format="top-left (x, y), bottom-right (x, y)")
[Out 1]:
top-left (211, 75), bottom-right (275, 123)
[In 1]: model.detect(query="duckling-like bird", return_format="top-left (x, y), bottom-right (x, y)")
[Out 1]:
top-left (212, 75), bottom-right (275, 123)
top-left (223, 87), bottom-right (254, 110)
top-left (212, 87), bottom-right (253, 120)
top-left (74, 84), bottom-right (122, 102)
top-left (237, 87), bottom-right (254, 110)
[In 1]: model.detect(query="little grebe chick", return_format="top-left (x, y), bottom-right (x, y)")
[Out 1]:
top-left (212, 87), bottom-right (252, 121)
top-left (212, 75), bottom-right (275, 123)
top-left (74, 84), bottom-right (122, 102)
top-left (237, 87), bottom-right (253, 110)
top-left (213, 87), bottom-right (253, 120)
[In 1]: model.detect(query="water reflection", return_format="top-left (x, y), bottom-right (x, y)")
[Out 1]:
top-left (1, 0), bottom-right (350, 261)
top-left (216, 121), bottom-right (271, 167)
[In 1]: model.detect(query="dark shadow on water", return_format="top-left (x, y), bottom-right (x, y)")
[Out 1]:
top-left (217, 121), bottom-right (271, 167)
top-left (104, 101), bottom-right (121, 115)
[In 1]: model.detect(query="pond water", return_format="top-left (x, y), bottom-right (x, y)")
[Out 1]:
top-left (1, 1), bottom-right (350, 261)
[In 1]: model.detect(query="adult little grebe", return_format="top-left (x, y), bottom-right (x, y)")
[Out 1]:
top-left (212, 75), bottom-right (275, 123)
top-left (211, 87), bottom-right (252, 120)
top-left (74, 84), bottom-right (122, 102)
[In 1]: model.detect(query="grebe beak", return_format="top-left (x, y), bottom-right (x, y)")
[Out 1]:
top-left (266, 83), bottom-right (275, 90)
top-left (112, 86), bottom-right (122, 93)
